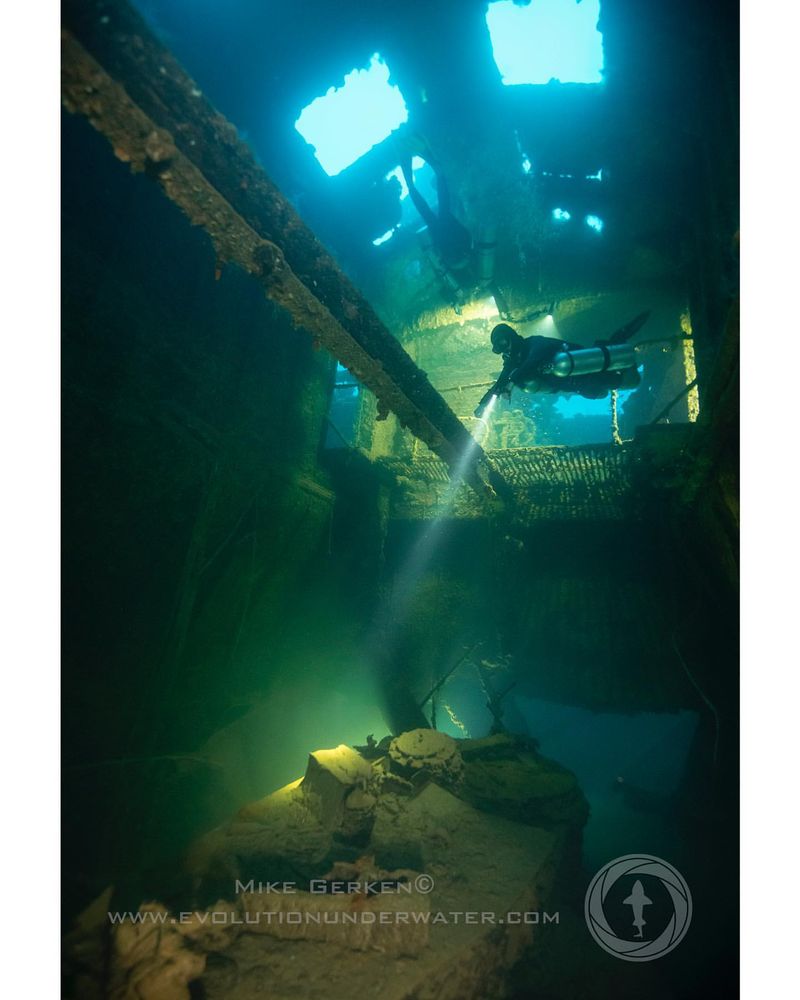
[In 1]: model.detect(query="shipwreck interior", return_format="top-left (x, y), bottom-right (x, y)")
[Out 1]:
top-left (62, 1), bottom-right (739, 997)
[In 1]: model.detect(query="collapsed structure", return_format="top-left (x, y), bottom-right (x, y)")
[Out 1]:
top-left (62, 1), bottom-right (738, 996)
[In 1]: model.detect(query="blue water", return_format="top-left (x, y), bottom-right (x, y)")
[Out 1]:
top-left (436, 673), bottom-right (698, 870)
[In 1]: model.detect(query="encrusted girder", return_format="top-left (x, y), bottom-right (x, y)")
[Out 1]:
top-left (61, 0), bottom-right (507, 501)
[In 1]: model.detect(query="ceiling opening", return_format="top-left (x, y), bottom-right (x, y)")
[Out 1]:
top-left (486, 0), bottom-right (605, 86)
top-left (294, 53), bottom-right (409, 176)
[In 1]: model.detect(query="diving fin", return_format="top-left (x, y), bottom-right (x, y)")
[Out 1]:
top-left (607, 310), bottom-right (651, 345)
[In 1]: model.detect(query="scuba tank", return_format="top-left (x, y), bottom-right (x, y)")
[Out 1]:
top-left (475, 224), bottom-right (497, 283)
top-left (543, 343), bottom-right (637, 377)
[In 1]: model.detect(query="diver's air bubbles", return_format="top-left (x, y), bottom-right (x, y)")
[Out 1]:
top-left (585, 214), bottom-right (604, 233)
top-left (372, 229), bottom-right (396, 247)
top-left (552, 208), bottom-right (571, 222)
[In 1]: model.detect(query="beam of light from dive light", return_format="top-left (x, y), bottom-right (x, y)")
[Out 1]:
top-left (477, 393), bottom-right (497, 424)
top-left (364, 397), bottom-right (497, 659)
top-left (440, 395), bottom-right (495, 497)
top-left (474, 383), bottom-right (504, 419)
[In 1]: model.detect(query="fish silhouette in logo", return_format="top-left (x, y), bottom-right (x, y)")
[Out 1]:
top-left (623, 879), bottom-right (653, 939)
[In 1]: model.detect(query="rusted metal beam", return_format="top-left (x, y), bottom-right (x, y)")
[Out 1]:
top-left (60, 31), bottom-right (458, 463)
top-left (61, 0), bottom-right (507, 501)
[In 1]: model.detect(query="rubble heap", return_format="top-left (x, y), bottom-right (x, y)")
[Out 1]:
top-left (65, 732), bottom-right (588, 1000)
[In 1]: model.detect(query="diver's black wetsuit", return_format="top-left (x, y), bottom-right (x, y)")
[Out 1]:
top-left (402, 159), bottom-right (471, 271)
top-left (502, 335), bottom-right (640, 399)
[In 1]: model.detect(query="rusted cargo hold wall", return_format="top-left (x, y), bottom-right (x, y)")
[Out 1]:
top-left (62, 114), bottom-right (340, 912)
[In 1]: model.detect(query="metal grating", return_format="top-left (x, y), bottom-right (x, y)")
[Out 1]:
top-left (382, 444), bottom-right (634, 521)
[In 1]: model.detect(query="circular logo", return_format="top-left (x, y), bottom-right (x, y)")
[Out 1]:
top-left (584, 854), bottom-right (692, 962)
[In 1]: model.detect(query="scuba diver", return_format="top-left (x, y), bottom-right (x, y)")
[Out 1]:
top-left (401, 155), bottom-right (471, 271)
top-left (400, 152), bottom-right (474, 307)
top-left (474, 312), bottom-right (650, 417)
